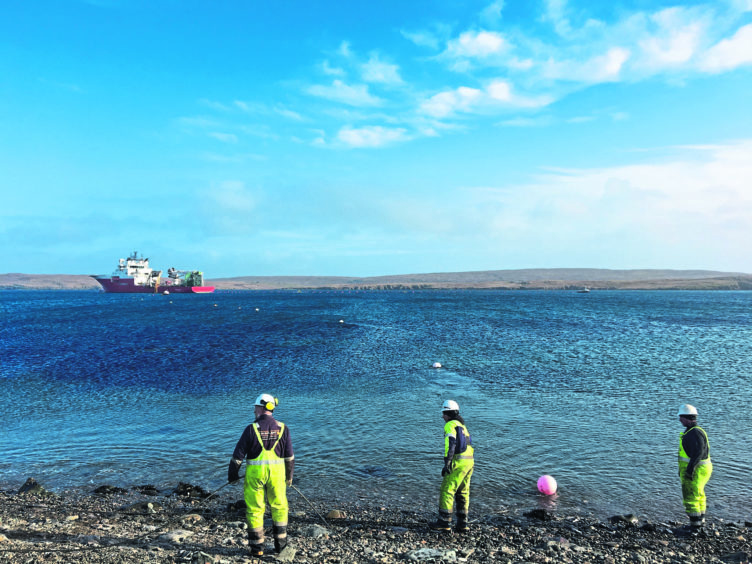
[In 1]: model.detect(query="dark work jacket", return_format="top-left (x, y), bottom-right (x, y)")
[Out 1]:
top-left (681, 423), bottom-right (709, 478)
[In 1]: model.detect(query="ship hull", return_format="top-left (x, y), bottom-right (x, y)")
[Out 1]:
top-left (93, 276), bottom-right (215, 294)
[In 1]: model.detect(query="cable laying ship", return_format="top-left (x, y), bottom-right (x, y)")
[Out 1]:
top-left (91, 251), bottom-right (215, 294)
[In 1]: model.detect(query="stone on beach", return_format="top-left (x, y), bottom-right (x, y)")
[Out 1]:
top-left (0, 479), bottom-right (751, 563)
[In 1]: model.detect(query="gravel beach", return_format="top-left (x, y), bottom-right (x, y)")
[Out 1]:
top-left (1, 479), bottom-right (750, 563)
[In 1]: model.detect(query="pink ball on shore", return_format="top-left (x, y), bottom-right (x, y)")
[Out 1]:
top-left (537, 474), bottom-right (557, 495)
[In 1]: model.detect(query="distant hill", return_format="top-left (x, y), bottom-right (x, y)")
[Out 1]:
top-left (6, 268), bottom-right (750, 291)
top-left (211, 268), bottom-right (752, 290)
top-left (0, 273), bottom-right (101, 290)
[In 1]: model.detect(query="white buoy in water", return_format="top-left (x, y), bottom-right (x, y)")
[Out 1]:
top-left (339, 319), bottom-right (344, 323)
top-left (255, 308), bottom-right (259, 311)
top-left (432, 362), bottom-right (442, 368)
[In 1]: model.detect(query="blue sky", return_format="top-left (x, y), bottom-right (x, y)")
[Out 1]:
top-left (2, 0), bottom-right (752, 277)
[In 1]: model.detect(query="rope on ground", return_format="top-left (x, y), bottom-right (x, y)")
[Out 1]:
top-left (290, 484), bottom-right (329, 527)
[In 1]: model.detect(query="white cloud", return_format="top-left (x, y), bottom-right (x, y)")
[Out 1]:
top-left (456, 140), bottom-right (752, 267)
top-left (338, 41), bottom-right (352, 58)
top-left (638, 9), bottom-right (704, 68)
top-left (337, 125), bottom-right (409, 148)
top-left (543, 47), bottom-right (631, 82)
top-left (487, 80), bottom-right (512, 101)
top-left (361, 54), bottom-right (403, 84)
top-left (445, 30), bottom-right (506, 58)
top-left (420, 80), bottom-right (551, 119)
top-left (321, 60), bottom-right (345, 76)
top-left (234, 100), bottom-right (266, 113)
top-left (698, 23), bottom-right (752, 72)
top-left (295, 2), bottom-right (749, 146)
top-left (541, 0), bottom-right (573, 37)
top-left (401, 29), bottom-right (441, 50)
top-left (307, 80), bottom-right (383, 106)
top-left (275, 106), bottom-right (305, 121)
top-left (420, 87), bottom-right (483, 118)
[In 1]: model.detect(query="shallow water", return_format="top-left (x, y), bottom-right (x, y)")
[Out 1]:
top-left (1, 289), bottom-right (751, 521)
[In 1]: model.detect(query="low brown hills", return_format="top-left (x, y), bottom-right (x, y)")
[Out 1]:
top-left (2, 268), bottom-right (752, 291)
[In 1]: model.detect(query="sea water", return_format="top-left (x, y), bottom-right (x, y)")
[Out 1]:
top-left (1, 289), bottom-right (751, 521)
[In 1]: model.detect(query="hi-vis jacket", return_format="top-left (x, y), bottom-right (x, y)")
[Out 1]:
top-left (679, 424), bottom-right (710, 477)
top-left (444, 420), bottom-right (474, 461)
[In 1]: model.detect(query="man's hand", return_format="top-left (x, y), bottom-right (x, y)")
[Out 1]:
top-left (228, 459), bottom-right (241, 483)
top-left (441, 457), bottom-right (453, 477)
top-left (286, 478), bottom-right (293, 487)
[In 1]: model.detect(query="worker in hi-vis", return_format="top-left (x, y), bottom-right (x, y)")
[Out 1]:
top-left (677, 403), bottom-right (712, 532)
top-left (228, 393), bottom-right (294, 557)
top-left (431, 399), bottom-right (474, 533)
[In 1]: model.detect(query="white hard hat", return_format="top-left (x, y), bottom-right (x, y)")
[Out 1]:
top-left (255, 393), bottom-right (278, 411)
top-left (442, 399), bottom-right (460, 413)
top-left (678, 404), bottom-right (698, 416)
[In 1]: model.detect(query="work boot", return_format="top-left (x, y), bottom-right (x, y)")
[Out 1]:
top-left (455, 516), bottom-right (469, 533)
top-left (274, 537), bottom-right (287, 554)
top-left (249, 543), bottom-right (264, 557)
top-left (430, 518), bottom-right (451, 531)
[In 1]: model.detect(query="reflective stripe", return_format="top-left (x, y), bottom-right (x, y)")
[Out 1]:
top-left (246, 459), bottom-right (285, 465)
top-left (678, 456), bottom-right (711, 465)
top-left (454, 455), bottom-right (474, 460)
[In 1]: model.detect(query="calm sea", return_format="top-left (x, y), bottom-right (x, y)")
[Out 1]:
top-left (1, 289), bottom-right (751, 522)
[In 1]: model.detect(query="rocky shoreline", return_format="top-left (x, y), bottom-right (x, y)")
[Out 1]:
top-left (0, 479), bottom-right (750, 563)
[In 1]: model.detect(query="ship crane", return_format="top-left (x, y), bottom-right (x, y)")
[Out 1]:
top-left (167, 267), bottom-right (206, 287)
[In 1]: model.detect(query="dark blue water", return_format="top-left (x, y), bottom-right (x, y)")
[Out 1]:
top-left (1, 290), bottom-right (751, 522)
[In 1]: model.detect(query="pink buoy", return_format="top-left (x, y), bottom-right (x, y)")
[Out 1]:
top-left (537, 475), bottom-right (557, 495)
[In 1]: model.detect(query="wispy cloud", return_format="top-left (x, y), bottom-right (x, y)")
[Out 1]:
top-left (449, 140), bottom-right (752, 267)
top-left (275, 106), bottom-right (305, 121)
top-left (698, 23), bottom-right (752, 72)
top-left (321, 60), bottom-right (346, 76)
top-left (187, 2), bottom-right (752, 151)
top-left (337, 125), bottom-right (409, 148)
top-left (480, 0), bottom-right (505, 26)
top-left (208, 132), bottom-right (238, 143)
top-left (420, 80), bottom-right (551, 118)
top-left (445, 30), bottom-right (506, 58)
top-left (360, 54), bottom-right (403, 85)
top-left (307, 79), bottom-right (383, 106)
top-left (400, 23), bottom-right (452, 50)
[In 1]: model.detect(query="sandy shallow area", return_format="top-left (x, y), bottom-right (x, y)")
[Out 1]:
top-left (0, 479), bottom-right (750, 563)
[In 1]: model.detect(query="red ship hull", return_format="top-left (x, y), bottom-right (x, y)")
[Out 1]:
top-left (93, 276), bottom-right (215, 294)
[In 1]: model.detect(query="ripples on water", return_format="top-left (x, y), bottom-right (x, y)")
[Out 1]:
top-left (1, 290), bottom-right (751, 521)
